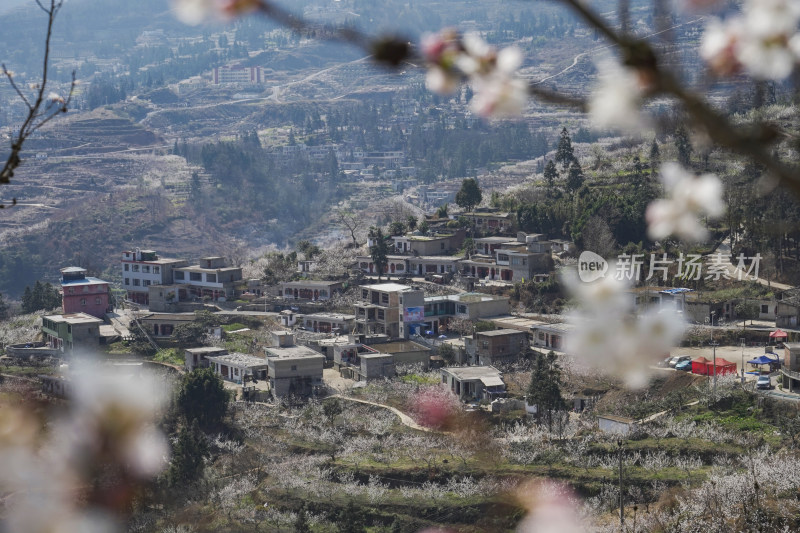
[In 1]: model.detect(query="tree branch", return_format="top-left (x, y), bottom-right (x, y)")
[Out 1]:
top-left (0, 0), bottom-right (71, 208)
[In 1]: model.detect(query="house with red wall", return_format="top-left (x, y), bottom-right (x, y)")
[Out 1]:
top-left (60, 267), bottom-right (110, 319)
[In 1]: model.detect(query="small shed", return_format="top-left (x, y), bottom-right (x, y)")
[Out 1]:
top-left (597, 414), bottom-right (638, 436)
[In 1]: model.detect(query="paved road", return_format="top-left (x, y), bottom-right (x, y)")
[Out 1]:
top-left (331, 394), bottom-right (432, 432)
top-left (714, 237), bottom-right (793, 291)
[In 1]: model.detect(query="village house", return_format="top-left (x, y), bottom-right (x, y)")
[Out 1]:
top-left (417, 292), bottom-right (510, 336)
top-left (279, 309), bottom-right (298, 328)
top-left (460, 209), bottom-right (516, 233)
top-left (531, 322), bottom-right (575, 351)
top-left (184, 346), bottom-right (228, 372)
top-left (391, 229), bottom-right (466, 256)
top-left (121, 249), bottom-right (188, 306)
top-left (467, 329), bottom-right (529, 366)
top-left (280, 280), bottom-right (344, 301)
top-left (365, 339), bottom-right (432, 368)
top-left (264, 332), bottom-right (325, 398)
top-left (41, 313), bottom-right (103, 353)
top-left (172, 257), bottom-right (243, 301)
top-left (782, 343), bottom-right (800, 393)
top-left (441, 366), bottom-right (506, 402)
top-left (777, 289), bottom-right (800, 328)
top-left (332, 341), bottom-right (393, 381)
top-left (207, 352), bottom-right (269, 385)
top-left (60, 267), bottom-right (111, 319)
top-left (301, 312), bottom-right (355, 334)
top-left (354, 283), bottom-right (424, 339)
top-left (461, 232), bottom-right (553, 283)
top-left (136, 312), bottom-right (196, 338)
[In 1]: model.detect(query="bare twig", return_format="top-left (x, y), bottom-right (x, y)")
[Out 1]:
top-left (0, 0), bottom-right (75, 208)
top-left (555, 0), bottom-right (800, 195)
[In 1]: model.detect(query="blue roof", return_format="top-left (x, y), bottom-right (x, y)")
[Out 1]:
top-left (660, 288), bottom-right (694, 295)
top-left (61, 277), bottom-right (108, 286)
top-left (747, 355), bottom-right (780, 365)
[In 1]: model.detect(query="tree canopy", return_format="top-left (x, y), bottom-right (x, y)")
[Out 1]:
top-left (175, 368), bottom-right (230, 431)
top-left (455, 178), bottom-right (482, 212)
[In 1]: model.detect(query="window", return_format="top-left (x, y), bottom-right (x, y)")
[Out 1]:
top-left (482, 341), bottom-right (489, 348)
top-left (80, 298), bottom-right (86, 306)
top-left (362, 289), bottom-right (369, 299)
top-left (189, 272), bottom-right (202, 281)
top-left (206, 273), bottom-right (217, 283)
top-left (82, 286), bottom-right (89, 293)
top-left (95, 297), bottom-right (101, 305)
top-left (154, 266), bottom-right (160, 274)
top-left (132, 264), bottom-right (139, 272)
top-left (142, 265), bottom-right (150, 273)
top-left (143, 280), bottom-right (151, 286)
top-left (457, 304), bottom-right (467, 314)
top-left (124, 264), bottom-right (129, 271)
top-left (762, 304), bottom-right (769, 313)
top-left (291, 365), bottom-right (297, 371)
top-left (133, 279), bottom-right (140, 286)
top-left (381, 293), bottom-right (389, 304)
top-left (125, 278), bottom-right (130, 285)
top-left (441, 243), bottom-right (445, 249)
top-left (377, 310), bottom-right (385, 320)
top-left (68, 287), bottom-right (74, 294)
top-left (174, 271), bottom-right (185, 280)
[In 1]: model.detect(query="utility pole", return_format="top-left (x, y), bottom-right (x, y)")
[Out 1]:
top-left (740, 337), bottom-right (746, 385)
top-left (711, 340), bottom-right (719, 404)
top-left (618, 439), bottom-right (625, 529)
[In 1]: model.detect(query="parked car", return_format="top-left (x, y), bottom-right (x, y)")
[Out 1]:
top-left (659, 356), bottom-right (673, 367)
top-left (757, 375), bottom-right (772, 390)
top-left (670, 355), bottom-right (691, 368)
top-left (675, 360), bottom-right (692, 371)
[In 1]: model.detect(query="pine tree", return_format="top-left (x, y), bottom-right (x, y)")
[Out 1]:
top-left (167, 421), bottom-right (208, 486)
top-left (527, 351), bottom-right (567, 432)
top-left (543, 160), bottom-right (558, 191)
top-left (369, 227), bottom-right (389, 281)
top-left (675, 124), bottom-right (692, 167)
top-left (21, 286), bottom-right (33, 314)
top-left (338, 501), bottom-right (366, 533)
top-left (555, 127), bottom-right (576, 169)
top-left (294, 505), bottom-right (311, 533)
top-left (649, 138), bottom-right (660, 175)
top-left (566, 161), bottom-right (584, 193)
top-left (176, 368), bottom-right (230, 431)
top-left (0, 293), bottom-right (9, 321)
top-left (455, 178), bottom-right (482, 213)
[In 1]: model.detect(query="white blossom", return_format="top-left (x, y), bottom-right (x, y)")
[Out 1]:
top-left (588, 60), bottom-right (650, 133)
top-left (646, 162), bottom-right (724, 242)
top-left (563, 269), bottom-right (685, 388)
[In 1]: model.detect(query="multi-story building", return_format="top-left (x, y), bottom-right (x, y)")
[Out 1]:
top-left (418, 292), bottom-right (510, 335)
top-left (354, 283), bottom-right (424, 339)
top-left (121, 249), bottom-right (188, 305)
top-left (173, 257), bottom-right (243, 301)
top-left (41, 313), bottom-right (103, 352)
top-left (471, 329), bottom-right (529, 366)
top-left (265, 332), bottom-right (324, 398)
top-left (212, 65), bottom-right (262, 84)
top-left (461, 232), bottom-right (553, 283)
top-left (60, 267), bottom-right (110, 319)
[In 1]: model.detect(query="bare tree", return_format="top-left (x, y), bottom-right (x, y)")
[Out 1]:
top-left (335, 208), bottom-right (364, 248)
top-left (1, 0), bottom-right (75, 208)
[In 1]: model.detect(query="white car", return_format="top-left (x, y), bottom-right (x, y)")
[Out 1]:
top-left (756, 375), bottom-right (772, 390)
